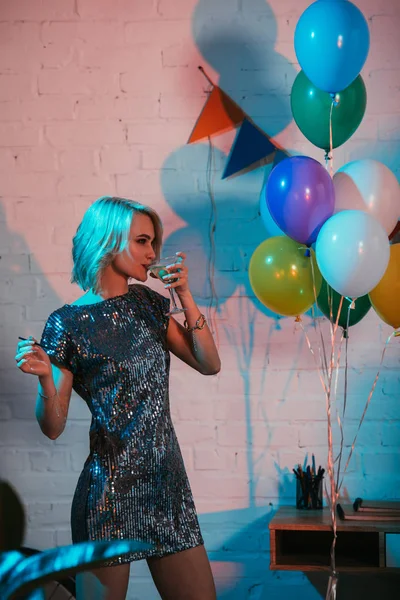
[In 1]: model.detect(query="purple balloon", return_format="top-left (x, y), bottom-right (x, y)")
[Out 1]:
top-left (266, 156), bottom-right (335, 245)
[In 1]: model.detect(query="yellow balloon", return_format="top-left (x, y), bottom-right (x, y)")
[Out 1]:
top-left (249, 236), bottom-right (322, 316)
top-left (369, 244), bottom-right (400, 329)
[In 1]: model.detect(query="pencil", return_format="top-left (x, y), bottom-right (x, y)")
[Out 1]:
top-left (18, 336), bottom-right (44, 348)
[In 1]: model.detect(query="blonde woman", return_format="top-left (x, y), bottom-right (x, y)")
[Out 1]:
top-left (15, 196), bottom-right (220, 600)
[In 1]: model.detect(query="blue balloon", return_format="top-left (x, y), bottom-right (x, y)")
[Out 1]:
top-left (294, 0), bottom-right (370, 93)
top-left (259, 183), bottom-right (285, 238)
top-left (266, 156), bottom-right (335, 246)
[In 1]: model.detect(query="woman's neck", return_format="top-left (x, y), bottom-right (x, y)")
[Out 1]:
top-left (97, 265), bottom-right (129, 300)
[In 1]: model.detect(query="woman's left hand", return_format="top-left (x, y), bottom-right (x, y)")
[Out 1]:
top-left (163, 252), bottom-right (190, 296)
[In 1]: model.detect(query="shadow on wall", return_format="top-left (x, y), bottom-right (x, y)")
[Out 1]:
top-left (0, 199), bottom-right (63, 415)
top-left (192, 0), bottom-right (296, 137)
top-left (161, 0), bottom-right (297, 317)
top-left (0, 200), bottom-right (63, 543)
top-left (161, 143), bottom-right (283, 313)
top-left (0, 201), bottom-right (92, 550)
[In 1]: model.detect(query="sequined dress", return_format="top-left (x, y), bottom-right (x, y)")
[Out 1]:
top-left (40, 284), bottom-right (203, 563)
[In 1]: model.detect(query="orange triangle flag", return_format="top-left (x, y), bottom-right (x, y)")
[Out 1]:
top-left (188, 87), bottom-right (245, 144)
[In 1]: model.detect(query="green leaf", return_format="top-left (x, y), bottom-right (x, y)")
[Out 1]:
top-left (0, 539), bottom-right (151, 599)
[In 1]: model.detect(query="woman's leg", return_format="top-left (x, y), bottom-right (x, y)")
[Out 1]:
top-left (77, 563), bottom-right (130, 600)
top-left (75, 571), bottom-right (107, 600)
top-left (147, 545), bottom-right (216, 600)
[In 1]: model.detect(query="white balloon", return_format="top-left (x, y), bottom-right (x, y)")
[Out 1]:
top-left (316, 210), bottom-right (390, 298)
top-left (333, 159), bottom-right (400, 235)
top-left (259, 183), bottom-right (285, 237)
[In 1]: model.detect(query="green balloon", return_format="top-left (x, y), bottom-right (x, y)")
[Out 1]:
top-left (317, 279), bottom-right (371, 331)
top-left (291, 71), bottom-right (367, 151)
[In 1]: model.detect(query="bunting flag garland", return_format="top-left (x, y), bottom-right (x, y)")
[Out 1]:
top-left (187, 86), bottom-right (245, 144)
top-left (222, 118), bottom-right (277, 179)
top-left (188, 67), bottom-right (280, 179)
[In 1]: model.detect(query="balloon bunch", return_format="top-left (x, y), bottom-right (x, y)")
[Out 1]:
top-left (253, 154), bottom-right (400, 330)
top-left (251, 5), bottom-right (400, 598)
top-left (252, 0), bottom-right (400, 335)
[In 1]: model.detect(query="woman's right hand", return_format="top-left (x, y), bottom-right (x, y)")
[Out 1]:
top-left (15, 338), bottom-right (52, 377)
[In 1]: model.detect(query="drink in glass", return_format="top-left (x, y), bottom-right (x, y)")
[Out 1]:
top-left (149, 256), bottom-right (186, 315)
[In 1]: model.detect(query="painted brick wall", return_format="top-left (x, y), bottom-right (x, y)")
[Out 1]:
top-left (0, 1), bottom-right (399, 598)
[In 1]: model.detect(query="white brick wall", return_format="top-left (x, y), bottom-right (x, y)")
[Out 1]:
top-left (0, 1), bottom-right (399, 598)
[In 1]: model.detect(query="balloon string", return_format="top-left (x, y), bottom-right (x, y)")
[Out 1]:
top-left (301, 262), bottom-right (348, 599)
top-left (333, 330), bottom-right (344, 467)
top-left (325, 315), bottom-right (339, 592)
top-left (327, 291), bottom-right (346, 474)
top-left (338, 330), bottom-right (397, 490)
top-left (324, 100), bottom-right (335, 176)
top-left (325, 284), bottom-right (344, 379)
top-left (335, 303), bottom-right (351, 491)
top-left (324, 286), bottom-right (344, 597)
top-left (198, 65), bottom-right (215, 87)
top-left (299, 322), bottom-right (329, 396)
top-left (299, 315), bottom-right (337, 583)
top-left (326, 389), bottom-right (338, 587)
top-left (326, 574), bottom-right (338, 600)
top-left (308, 253), bottom-right (329, 380)
top-left (329, 100), bottom-right (334, 178)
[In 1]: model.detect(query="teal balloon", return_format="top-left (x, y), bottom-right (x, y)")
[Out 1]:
top-left (317, 279), bottom-right (371, 330)
top-left (291, 71), bottom-right (367, 151)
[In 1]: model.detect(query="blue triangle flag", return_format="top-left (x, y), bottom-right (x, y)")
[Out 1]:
top-left (222, 118), bottom-right (277, 179)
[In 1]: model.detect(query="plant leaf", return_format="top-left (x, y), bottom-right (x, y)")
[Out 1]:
top-left (0, 539), bottom-right (151, 599)
top-left (0, 551), bottom-right (25, 582)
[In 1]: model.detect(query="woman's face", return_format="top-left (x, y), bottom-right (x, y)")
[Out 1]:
top-left (113, 213), bottom-right (157, 282)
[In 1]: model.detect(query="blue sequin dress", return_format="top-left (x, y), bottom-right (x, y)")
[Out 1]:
top-left (40, 284), bottom-right (203, 563)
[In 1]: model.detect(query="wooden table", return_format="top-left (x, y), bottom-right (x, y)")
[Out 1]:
top-left (269, 506), bottom-right (400, 572)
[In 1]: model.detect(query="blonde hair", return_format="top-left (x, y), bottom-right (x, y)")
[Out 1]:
top-left (71, 196), bottom-right (163, 292)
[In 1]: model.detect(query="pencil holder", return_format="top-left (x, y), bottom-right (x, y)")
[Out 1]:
top-left (296, 474), bottom-right (323, 510)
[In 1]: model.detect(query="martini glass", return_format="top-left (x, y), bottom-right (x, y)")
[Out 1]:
top-left (149, 255), bottom-right (186, 315)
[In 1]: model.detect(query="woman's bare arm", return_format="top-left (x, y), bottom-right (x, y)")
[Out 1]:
top-left (167, 313), bottom-right (221, 375)
top-left (15, 338), bottom-right (73, 440)
top-left (36, 364), bottom-right (73, 440)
